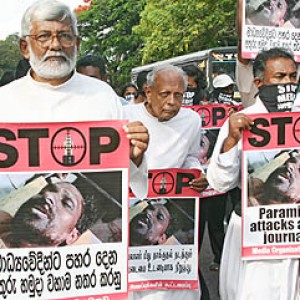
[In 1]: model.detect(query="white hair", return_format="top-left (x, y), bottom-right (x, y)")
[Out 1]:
top-left (21, 0), bottom-right (78, 36)
top-left (147, 64), bottom-right (188, 90)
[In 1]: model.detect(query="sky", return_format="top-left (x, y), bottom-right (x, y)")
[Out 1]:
top-left (0, 0), bottom-right (84, 40)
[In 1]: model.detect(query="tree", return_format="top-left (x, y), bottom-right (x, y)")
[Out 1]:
top-left (0, 34), bottom-right (22, 78)
top-left (77, 0), bottom-right (237, 84)
top-left (133, 0), bottom-right (237, 64)
top-left (77, 0), bottom-right (147, 88)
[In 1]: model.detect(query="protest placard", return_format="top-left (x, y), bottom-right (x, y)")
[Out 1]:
top-left (241, 0), bottom-right (300, 61)
top-left (128, 168), bottom-right (200, 292)
top-left (242, 111), bottom-right (300, 259)
top-left (0, 121), bottom-right (129, 300)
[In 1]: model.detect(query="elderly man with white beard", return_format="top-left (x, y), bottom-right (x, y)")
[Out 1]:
top-left (0, 0), bottom-right (149, 198)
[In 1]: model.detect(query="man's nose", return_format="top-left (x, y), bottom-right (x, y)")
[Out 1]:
top-left (49, 35), bottom-right (63, 50)
top-left (167, 94), bottom-right (177, 105)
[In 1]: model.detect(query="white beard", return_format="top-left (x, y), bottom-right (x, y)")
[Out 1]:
top-left (28, 44), bottom-right (77, 80)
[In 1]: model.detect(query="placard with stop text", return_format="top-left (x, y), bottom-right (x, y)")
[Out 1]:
top-left (241, 0), bottom-right (300, 61)
top-left (0, 121), bottom-right (129, 300)
top-left (185, 104), bottom-right (243, 129)
top-left (242, 112), bottom-right (300, 259)
top-left (128, 168), bottom-right (200, 292)
top-left (185, 104), bottom-right (243, 197)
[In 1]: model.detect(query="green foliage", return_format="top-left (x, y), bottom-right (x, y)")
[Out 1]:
top-left (0, 34), bottom-right (22, 78)
top-left (77, 0), bottom-right (237, 86)
top-left (134, 0), bottom-right (237, 64)
top-left (77, 0), bottom-right (147, 89)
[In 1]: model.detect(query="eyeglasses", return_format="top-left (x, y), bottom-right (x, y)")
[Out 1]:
top-left (24, 31), bottom-right (76, 47)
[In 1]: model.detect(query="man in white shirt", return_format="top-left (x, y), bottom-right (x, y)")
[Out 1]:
top-left (124, 65), bottom-right (205, 178)
top-left (124, 64), bottom-right (209, 300)
top-left (0, 0), bottom-right (148, 198)
top-left (207, 47), bottom-right (300, 300)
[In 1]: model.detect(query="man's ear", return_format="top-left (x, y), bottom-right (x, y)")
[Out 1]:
top-left (75, 36), bottom-right (80, 52)
top-left (145, 86), bottom-right (152, 102)
top-left (157, 233), bottom-right (167, 245)
top-left (254, 77), bottom-right (263, 88)
top-left (19, 38), bottom-right (30, 60)
top-left (65, 228), bottom-right (81, 245)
